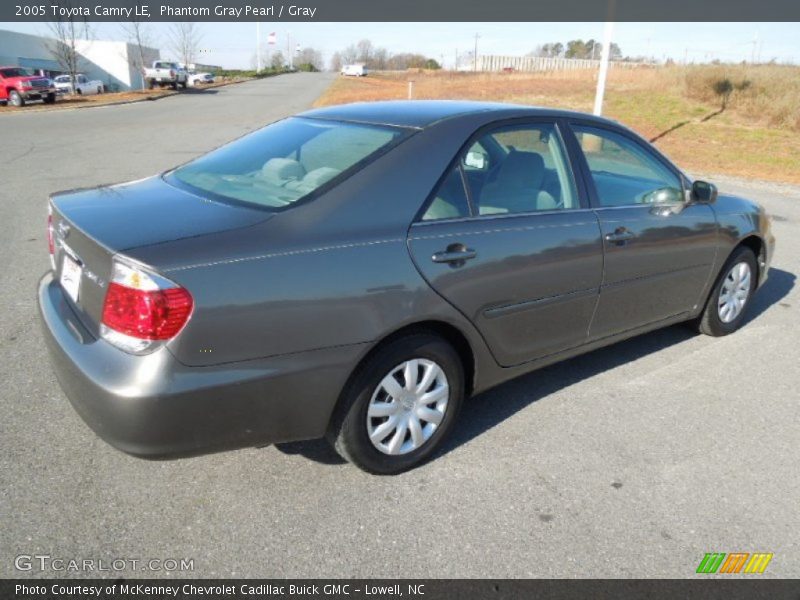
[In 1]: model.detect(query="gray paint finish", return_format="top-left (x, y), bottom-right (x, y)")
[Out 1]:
top-left (40, 99), bottom-right (775, 457)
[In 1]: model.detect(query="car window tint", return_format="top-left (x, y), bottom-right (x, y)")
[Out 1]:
top-left (573, 125), bottom-right (683, 207)
top-left (422, 165), bottom-right (470, 221)
top-left (468, 123), bottom-right (577, 215)
top-left (296, 126), bottom-right (397, 172)
top-left (171, 117), bottom-right (407, 211)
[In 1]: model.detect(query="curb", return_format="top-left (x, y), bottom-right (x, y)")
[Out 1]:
top-left (0, 77), bottom-right (262, 116)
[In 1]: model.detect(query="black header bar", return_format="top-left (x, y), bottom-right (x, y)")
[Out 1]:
top-left (4, 0), bottom-right (800, 22)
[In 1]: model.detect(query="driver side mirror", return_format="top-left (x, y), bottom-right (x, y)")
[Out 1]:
top-left (691, 180), bottom-right (718, 203)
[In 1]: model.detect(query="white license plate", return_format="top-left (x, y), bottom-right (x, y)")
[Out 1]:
top-left (60, 254), bottom-right (82, 303)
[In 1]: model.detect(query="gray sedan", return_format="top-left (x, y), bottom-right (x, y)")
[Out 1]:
top-left (38, 101), bottom-right (775, 474)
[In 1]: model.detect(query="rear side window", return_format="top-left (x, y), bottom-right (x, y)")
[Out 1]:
top-left (467, 123), bottom-right (578, 215)
top-left (422, 165), bottom-right (470, 221)
top-left (170, 117), bottom-right (407, 210)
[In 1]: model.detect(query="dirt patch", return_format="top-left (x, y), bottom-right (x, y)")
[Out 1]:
top-left (316, 68), bottom-right (800, 185)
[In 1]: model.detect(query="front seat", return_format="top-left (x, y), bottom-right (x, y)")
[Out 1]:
top-left (479, 151), bottom-right (557, 214)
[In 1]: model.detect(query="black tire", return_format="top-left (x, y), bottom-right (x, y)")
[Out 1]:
top-left (179, 81), bottom-right (187, 90)
top-left (9, 90), bottom-right (24, 107)
top-left (43, 93), bottom-right (56, 104)
top-left (171, 81), bottom-right (178, 91)
top-left (148, 79), bottom-right (156, 90)
top-left (696, 246), bottom-right (757, 337)
top-left (327, 333), bottom-right (465, 474)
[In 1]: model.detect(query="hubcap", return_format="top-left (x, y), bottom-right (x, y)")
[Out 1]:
top-left (718, 261), bottom-right (751, 323)
top-left (366, 359), bottom-right (449, 456)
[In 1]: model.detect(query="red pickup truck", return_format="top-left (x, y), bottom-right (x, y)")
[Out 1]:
top-left (0, 66), bottom-right (57, 107)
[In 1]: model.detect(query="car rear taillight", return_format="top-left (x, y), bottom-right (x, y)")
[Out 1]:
top-left (47, 205), bottom-right (55, 269)
top-left (100, 260), bottom-right (193, 354)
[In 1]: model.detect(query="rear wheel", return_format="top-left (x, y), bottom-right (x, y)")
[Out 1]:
top-left (9, 90), bottom-right (24, 107)
top-left (697, 246), bottom-right (757, 336)
top-left (328, 333), bottom-right (464, 474)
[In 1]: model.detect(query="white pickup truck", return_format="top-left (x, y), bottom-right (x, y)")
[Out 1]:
top-left (142, 61), bottom-right (188, 90)
top-left (53, 74), bottom-right (104, 95)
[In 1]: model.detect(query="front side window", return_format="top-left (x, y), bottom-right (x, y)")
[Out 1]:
top-left (466, 123), bottom-right (578, 215)
top-left (170, 117), bottom-right (407, 210)
top-left (572, 125), bottom-right (683, 207)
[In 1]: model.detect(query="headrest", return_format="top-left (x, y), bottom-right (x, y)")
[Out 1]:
top-left (261, 158), bottom-right (305, 183)
top-left (496, 151), bottom-right (545, 188)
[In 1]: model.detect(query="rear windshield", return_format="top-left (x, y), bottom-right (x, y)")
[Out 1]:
top-left (170, 117), bottom-right (407, 210)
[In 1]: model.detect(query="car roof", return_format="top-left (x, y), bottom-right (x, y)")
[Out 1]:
top-left (299, 100), bottom-right (612, 130)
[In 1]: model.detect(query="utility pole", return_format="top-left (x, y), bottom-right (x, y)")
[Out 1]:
top-left (473, 33), bottom-right (480, 72)
top-left (593, 13), bottom-right (615, 115)
top-left (256, 22), bottom-right (261, 73)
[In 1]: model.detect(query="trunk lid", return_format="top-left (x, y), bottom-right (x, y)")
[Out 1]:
top-left (50, 176), bottom-right (270, 337)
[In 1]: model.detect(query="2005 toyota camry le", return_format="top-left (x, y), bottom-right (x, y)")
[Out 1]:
top-left (39, 101), bottom-right (775, 474)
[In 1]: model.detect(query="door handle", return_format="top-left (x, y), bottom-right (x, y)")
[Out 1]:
top-left (604, 228), bottom-right (635, 244)
top-left (431, 244), bottom-right (477, 265)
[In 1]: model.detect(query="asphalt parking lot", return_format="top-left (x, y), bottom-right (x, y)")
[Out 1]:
top-left (1, 72), bottom-right (798, 579)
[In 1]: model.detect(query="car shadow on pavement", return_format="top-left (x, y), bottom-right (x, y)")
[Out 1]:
top-left (275, 268), bottom-right (794, 469)
top-left (180, 88), bottom-right (220, 95)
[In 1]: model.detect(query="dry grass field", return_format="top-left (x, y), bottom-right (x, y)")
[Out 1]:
top-left (315, 65), bottom-right (800, 184)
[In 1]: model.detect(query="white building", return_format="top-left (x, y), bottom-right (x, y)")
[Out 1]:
top-left (0, 29), bottom-right (160, 91)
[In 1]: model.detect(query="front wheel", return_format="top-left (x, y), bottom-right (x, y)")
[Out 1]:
top-left (9, 90), bottom-right (24, 107)
top-left (696, 246), bottom-right (757, 336)
top-left (328, 333), bottom-right (464, 474)
top-left (43, 93), bottom-right (56, 104)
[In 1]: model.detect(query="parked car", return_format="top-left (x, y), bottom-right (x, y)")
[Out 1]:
top-left (39, 101), bottom-right (775, 474)
top-left (341, 64), bottom-right (368, 77)
top-left (0, 66), bottom-right (57, 107)
top-left (142, 61), bottom-right (187, 90)
top-left (187, 72), bottom-right (215, 86)
top-left (53, 74), bottom-right (104, 96)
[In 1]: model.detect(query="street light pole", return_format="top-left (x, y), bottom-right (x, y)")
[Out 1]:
top-left (473, 33), bottom-right (480, 71)
top-left (256, 22), bottom-right (261, 73)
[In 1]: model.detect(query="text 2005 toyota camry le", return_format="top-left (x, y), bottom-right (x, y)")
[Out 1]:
top-left (39, 101), bottom-right (775, 474)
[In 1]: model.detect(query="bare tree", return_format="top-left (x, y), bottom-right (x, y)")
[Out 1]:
top-left (372, 47), bottom-right (389, 70)
top-left (296, 47), bottom-right (324, 71)
top-left (341, 44), bottom-right (359, 65)
top-left (169, 23), bottom-right (202, 68)
top-left (329, 51), bottom-right (343, 72)
top-left (120, 20), bottom-right (155, 90)
top-left (356, 39), bottom-right (374, 64)
top-left (270, 51), bottom-right (285, 70)
top-left (46, 0), bottom-right (88, 87)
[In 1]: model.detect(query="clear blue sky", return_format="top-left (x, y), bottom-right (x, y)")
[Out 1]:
top-left (1, 21), bottom-right (797, 69)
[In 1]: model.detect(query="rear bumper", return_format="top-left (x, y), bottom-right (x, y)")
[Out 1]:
top-left (38, 273), bottom-right (364, 458)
